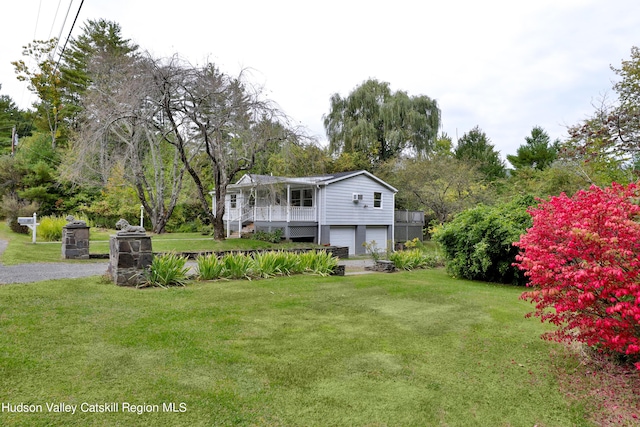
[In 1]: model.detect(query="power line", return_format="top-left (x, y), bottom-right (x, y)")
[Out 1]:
top-left (52, 1), bottom-right (75, 61)
top-left (54, 0), bottom-right (84, 74)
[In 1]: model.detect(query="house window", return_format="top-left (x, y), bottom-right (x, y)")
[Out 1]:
top-left (230, 194), bottom-right (237, 209)
top-left (291, 189), bottom-right (313, 207)
top-left (373, 192), bottom-right (382, 208)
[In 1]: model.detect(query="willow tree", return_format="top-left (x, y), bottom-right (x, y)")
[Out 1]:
top-left (323, 79), bottom-right (440, 169)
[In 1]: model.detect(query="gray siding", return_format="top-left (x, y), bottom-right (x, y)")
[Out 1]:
top-left (321, 175), bottom-right (395, 226)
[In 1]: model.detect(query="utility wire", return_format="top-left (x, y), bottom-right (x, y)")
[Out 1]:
top-left (52, 1), bottom-right (75, 61)
top-left (54, 0), bottom-right (84, 74)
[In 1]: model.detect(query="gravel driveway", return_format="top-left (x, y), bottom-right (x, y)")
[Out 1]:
top-left (0, 240), bottom-right (109, 285)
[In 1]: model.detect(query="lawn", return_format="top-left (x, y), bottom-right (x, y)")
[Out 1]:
top-left (0, 224), bottom-right (317, 265)
top-left (0, 268), bottom-right (592, 426)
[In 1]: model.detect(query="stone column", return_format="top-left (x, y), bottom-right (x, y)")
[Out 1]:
top-left (108, 233), bottom-right (153, 286)
top-left (62, 220), bottom-right (90, 260)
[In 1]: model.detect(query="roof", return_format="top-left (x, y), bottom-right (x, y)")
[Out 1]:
top-left (228, 170), bottom-right (397, 193)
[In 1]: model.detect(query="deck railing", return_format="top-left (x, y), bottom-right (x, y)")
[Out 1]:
top-left (394, 210), bottom-right (425, 224)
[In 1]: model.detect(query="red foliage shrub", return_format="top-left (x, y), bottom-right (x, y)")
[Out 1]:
top-left (514, 183), bottom-right (640, 369)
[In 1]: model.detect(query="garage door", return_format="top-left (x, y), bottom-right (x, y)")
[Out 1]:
top-left (330, 226), bottom-right (356, 255)
top-left (366, 226), bottom-right (388, 252)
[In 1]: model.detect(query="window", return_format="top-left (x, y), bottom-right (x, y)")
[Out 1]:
top-left (373, 192), bottom-right (382, 208)
top-left (230, 194), bottom-right (237, 209)
top-left (291, 189), bottom-right (313, 207)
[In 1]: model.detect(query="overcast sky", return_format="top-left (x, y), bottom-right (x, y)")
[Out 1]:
top-left (1, 0), bottom-right (639, 162)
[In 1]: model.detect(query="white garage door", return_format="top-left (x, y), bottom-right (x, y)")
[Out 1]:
top-left (366, 226), bottom-right (388, 252)
top-left (330, 226), bottom-right (356, 255)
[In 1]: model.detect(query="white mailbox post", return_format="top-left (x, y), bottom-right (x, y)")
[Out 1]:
top-left (17, 213), bottom-right (39, 243)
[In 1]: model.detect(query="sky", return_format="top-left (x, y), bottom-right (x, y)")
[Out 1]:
top-left (1, 0), bottom-right (639, 163)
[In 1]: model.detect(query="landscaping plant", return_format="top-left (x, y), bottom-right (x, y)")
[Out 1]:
top-left (433, 195), bottom-right (534, 285)
top-left (144, 252), bottom-right (190, 287)
top-left (221, 252), bottom-right (255, 280)
top-left (36, 215), bottom-right (67, 241)
top-left (514, 183), bottom-right (640, 369)
top-left (196, 253), bottom-right (225, 280)
top-left (298, 250), bottom-right (339, 276)
top-left (389, 249), bottom-right (443, 270)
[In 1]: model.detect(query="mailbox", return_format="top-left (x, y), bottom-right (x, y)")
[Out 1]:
top-left (17, 217), bottom-right (35, 225)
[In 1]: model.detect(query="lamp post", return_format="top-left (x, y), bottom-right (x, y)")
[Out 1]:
top-left (140, 205), bottom-right (144, 228)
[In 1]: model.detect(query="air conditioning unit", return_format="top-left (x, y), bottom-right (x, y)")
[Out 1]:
top-left (352, 193), bottom-right (363, 203)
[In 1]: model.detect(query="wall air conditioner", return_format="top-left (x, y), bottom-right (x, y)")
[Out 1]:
top-left (352, 193), bottom-right (363, 203)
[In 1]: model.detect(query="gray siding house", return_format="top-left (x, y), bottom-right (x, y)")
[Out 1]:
top-left (216, 170), bottom-right (398, 255)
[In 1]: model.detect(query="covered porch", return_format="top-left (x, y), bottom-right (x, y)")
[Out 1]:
top-left (214, 181), bottom-right (319, 239)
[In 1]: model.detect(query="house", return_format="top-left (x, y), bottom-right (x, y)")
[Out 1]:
top-left (215, 170), bottom-right (398, 255)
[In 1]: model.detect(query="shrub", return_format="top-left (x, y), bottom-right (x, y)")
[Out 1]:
top-left (252, 251), bottom-right (285, 279)
top-left (298, 250), bottom-right (339, 276)
top-left (252, 229), bottom-right (283, 243)
top-left (222, 252), bottom-right (255, 280)
top-left (37, 215), bottom-right (67, 241)
top-left (196, 254), bottom-right (225, 281)
top-left (390, 249), bottom-right (444, 270)
top-left (144, 253), bottom-right (190, 287)
top-left (1, 194), bottom-right (39, 234)
top-left (514, 183), bottom-right (640, 369)
top-left (433, 195), bottom-right (534, 285)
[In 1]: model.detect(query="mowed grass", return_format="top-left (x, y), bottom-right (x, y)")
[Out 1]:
top-left (0, 224), bottom-right (315, 265)
top-left (0, 269), bottom-right (590, 426)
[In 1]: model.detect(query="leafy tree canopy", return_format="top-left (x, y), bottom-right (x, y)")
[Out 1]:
top-left (323, 79), bottom-right (440, 170)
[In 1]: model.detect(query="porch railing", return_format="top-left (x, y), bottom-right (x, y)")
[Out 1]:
top-left (227, 206), bottom-right (316, 223)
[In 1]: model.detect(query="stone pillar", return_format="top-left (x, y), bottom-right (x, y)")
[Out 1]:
top-left (62, 223), bottom-right (90, 259)
top-left (108, 234), bottom-right (153, 286)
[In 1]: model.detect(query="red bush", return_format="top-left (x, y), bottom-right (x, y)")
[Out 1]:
top-left (514, 183), bottom-right (640, 369)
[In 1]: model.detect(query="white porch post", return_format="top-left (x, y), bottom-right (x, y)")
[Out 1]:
top-left (226, 195), bottom-right (230, 238)
top-left (286, 185), bottom-right (291, 223)
top-left (238, 192), bottom-right (242, 236)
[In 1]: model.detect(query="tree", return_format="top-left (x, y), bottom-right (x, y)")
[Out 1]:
top-left (507, 126), bottom-right (558, 170)
top-left (12, 39), bottom-right (64, 148)
top-left (323, 79), bottom-right (440, 169)
top-left (566, 46), bottom-right (640, 173)
top-left (514, 183), bottom-right (640, 369)
top-left (0, 88), bottom-right (33, 155)
top-left (60, 19), bottom-right (139, 128)
top-left (62, 53), bottom-right (185, 234)
top-left (381, 155), bottom-right (489, 223)
top-left (153, 58), bottom-right (299, 240)
top-left (454, 126), bottom-right (506, 180)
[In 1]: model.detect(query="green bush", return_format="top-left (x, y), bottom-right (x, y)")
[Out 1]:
top-left (196, 254), bottom-right (225, 281)
top-left (222, 252), bottom-right (255, 280)
top-left (432, 195), bottom-right (534, 285)
top-left (252, 229), bottom-right (283, 243)
top-left (252, 251), bottom-right (285, 278)
top-left (389, 249), bottom-right (444, 271)
top-left (1, 194), bottom-right (40, 234)
top-left (144, 253), bottom-right (190, 287)
top-left (298, 250), bottom-right (339, 277)
top-left (37, 215), bottom-right (68, 241)
top-left (196, 250), bottom-right (338, 282)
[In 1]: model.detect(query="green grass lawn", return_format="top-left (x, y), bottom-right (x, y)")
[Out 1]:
top-left (0, 268), bottom-right (592, 426)
top-left (0, 224), bottom-right (318, 265)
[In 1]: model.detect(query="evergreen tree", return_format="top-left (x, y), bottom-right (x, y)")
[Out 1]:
top-left (454, 126), bottom-right (506, 181)
top-left (507, 126), bottom-right (558, 170)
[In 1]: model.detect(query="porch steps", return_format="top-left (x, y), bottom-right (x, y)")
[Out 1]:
top-left (229, 222), bottom-right (255, 239)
